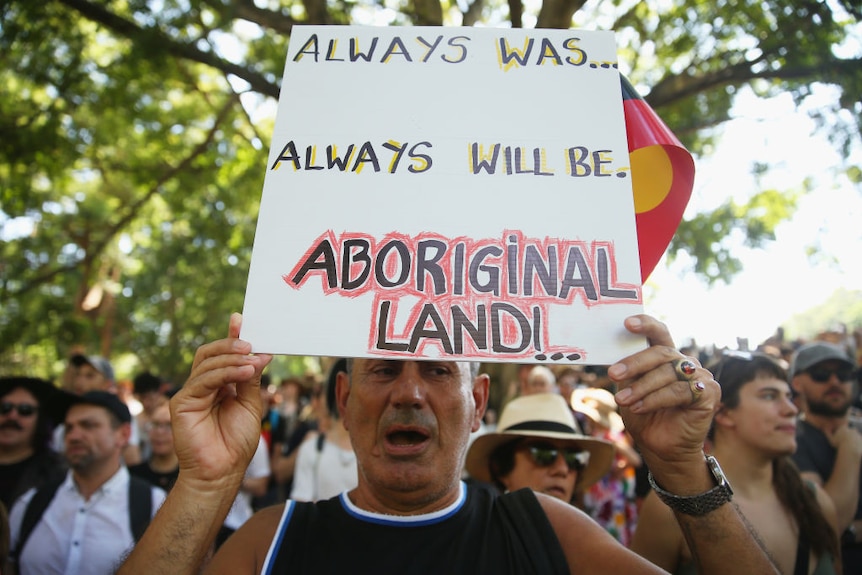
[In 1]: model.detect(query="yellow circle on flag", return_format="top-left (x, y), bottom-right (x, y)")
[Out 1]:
top-left (630, 145), bottom-right (672, 214)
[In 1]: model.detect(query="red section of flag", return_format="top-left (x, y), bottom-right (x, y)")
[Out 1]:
top-left (621, 80), bottom-right (695, 282)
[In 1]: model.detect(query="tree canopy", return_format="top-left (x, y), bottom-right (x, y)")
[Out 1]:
top-left (1, 0), bottom-right (860, 380)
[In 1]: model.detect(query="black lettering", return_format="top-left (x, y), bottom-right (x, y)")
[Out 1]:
top-left (270, 141), bottom-right (301, 170)
top-left (374, 240), bottom-right (410, 288)
top-left (469, 246), bottom-right (503, 296)
top-left (559, 246), bottom-right (597, 301)
top-left (352, 142), bottom-right (381, 172)
top-left (326, 144), bottom-right (355, 171)
top-left (342, 239), bottom-right (371, 290)
top-left (293, 34), bottom-right (320, 62)
top-left (523, 245), bottom-right (558, 297)
top-left (376, 301), bottom-right (409, 351)
top-left (416, 239), bottom-right (447, 295)
top-left (408, 304), bottom-right (453, 354)
top-left (350, 37), bottom-right (378, 62)
top-left (291, 239), bottom-right (337, 288)
top-left (416, 35), bottom-right (443, 62)
top-left (490, 303), bottom-right (531, 353)
top-left (452, 304), bottom-right (487, 354)
top-left (598, 247), bottom-right (638, 299)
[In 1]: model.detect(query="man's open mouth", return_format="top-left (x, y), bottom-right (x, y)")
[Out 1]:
top-left (386, 428), bottom-right (430, 447)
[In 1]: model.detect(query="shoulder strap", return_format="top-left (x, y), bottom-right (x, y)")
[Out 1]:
top-left (13, 475), bottom-right (65, 562)
top-left (128, 475), bottom-right (153, 542)
top-left (793, 531), bottom-right (810, 575)
top-left (312, 433), bottom-right (326, 501)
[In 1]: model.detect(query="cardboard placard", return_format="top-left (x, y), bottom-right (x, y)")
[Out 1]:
top-left (241, 25), bottom-right (645, 364)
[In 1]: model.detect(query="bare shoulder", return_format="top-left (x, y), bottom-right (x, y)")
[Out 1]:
top-left (205, 504), bottom-right (286, 575)
top-left (630, 490), bottom-right (687, 572)
top-left (537, 494), bottom-right (665, 575)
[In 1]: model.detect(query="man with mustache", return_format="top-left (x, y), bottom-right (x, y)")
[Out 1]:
top-left (118, 313), bottom-right (780, 574)
top-left (790, 341), bottom-right (862, 572)
top-left (0, 377), bottom-right (67, 510)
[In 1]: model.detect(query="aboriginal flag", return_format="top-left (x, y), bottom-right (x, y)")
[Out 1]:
top-left (621, 76), bottom-right (695, 282)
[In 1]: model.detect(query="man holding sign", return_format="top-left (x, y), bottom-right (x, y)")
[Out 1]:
top-left (117, 313), bottom-right (777, 574)
top-left (118, 26), bottom-right (775, 574)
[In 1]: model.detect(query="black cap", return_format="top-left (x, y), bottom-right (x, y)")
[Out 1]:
top-left (67, 390), bottom-right (132, 424)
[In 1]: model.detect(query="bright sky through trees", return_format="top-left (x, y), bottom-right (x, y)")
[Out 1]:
top-left (646, 84), bottom-right (862, 348)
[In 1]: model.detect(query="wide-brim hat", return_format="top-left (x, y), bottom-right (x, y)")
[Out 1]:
top-left (465, 393), bottom-right (614, 492)
top-left (0, 376), bottom-right (71, 423)
top-left (570, 387), bottom-right (625, 433)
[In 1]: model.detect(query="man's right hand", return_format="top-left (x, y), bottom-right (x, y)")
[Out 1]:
top-left (171, 312), bottom-right (272, 488)
top-left (830, 420), bottom-right (862, 457)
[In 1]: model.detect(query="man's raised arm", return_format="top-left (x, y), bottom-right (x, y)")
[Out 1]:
top-left (610, 315), bottom-right (778, 575)
top-left (116, 313), bottom-right (272, 575)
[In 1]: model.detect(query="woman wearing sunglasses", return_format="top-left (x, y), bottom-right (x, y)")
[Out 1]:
top-left (632, 352), bottom-right (841, 575)
top-left (464, 393), bottom-right (614, 506)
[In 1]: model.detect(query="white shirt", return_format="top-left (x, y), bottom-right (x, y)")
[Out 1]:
top-left (290, 433), bottom-right (358, 502)
top-left (223, 435), bottom-right (271, 530)
top-left (9, 466), bottom-right (166, 575)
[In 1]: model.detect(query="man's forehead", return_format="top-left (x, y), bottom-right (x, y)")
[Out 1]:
top-left (66, 403), bottom-right (110, 422)
top-left (2, 387), bottom-right (38, 403)
top-left (351, 358), bottom-right (472, 374)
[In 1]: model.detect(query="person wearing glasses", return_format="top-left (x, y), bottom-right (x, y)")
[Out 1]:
top-left (790, 341), bottom-right (862, 573)
top-left (129, 400), bottom-right (179, 492)
top-left (464, 393), bottom-right (614, 506)
top-left (632, 351), bottom-right (841, 575)
top-left (0, 377), bottom-right (67, 510)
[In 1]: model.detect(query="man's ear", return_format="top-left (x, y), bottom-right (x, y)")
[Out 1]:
top-left (713, 404), bottom-right (734, 431)
top-left (471, 373), bottom-right (490, 433)
top-left (118, 421), bottom-right (133, 448)
top-left (336, 370), bottom-right (351, 429)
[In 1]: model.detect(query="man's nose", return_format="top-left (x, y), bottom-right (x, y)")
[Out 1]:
top-left (390, 363), bottom-right (426, 408)
top-left (549, 452), bottom-right (571, 475)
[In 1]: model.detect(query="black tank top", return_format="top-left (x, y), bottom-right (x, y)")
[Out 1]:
top-left (262, 482), bottom-right (570, 574)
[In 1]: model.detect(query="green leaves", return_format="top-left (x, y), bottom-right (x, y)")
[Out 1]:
top-left (1, 0), bottom-right (859, 378)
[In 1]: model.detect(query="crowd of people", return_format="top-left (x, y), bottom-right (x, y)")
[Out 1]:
top-left (0, 318), bottom-right (859, 574)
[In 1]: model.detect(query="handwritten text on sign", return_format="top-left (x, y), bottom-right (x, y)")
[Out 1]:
top-left (241, 26), bottom-right (645, 364)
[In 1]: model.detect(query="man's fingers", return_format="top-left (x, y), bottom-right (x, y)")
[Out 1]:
top-left (228, 312), bottom-right (242, 339)
top-left (623, 314), bottom-right (675, 348)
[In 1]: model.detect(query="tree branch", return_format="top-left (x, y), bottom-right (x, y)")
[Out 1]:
top-left (647, 55), bottom-right (862, 109)
top-left (9, 99), bottom-right (236, 299)
top-left (536, 0), bottom-right (588, 29)
top-left (56, 0), bottom-right (281, 99)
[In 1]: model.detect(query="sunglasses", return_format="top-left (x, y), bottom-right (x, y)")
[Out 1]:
top-left (521, 443), bottom-right (589, 473)
top-left (805, 366), bottom-right (855, 384)
top-left (0, 401), bottom-right (39, 417)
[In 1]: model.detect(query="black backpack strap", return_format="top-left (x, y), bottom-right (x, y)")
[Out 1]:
top-left (12, 475), bottom-right (65, 563)
top-left (128, 475), bottom-right (153, 542)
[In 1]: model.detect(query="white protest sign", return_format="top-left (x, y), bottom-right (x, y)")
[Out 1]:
top-left (241, 25), bottom-right (646, 365)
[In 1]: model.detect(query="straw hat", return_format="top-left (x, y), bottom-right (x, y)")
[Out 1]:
top-left (465, 393), bottom-right (614, 491)
top-left (570, 387), bottom-right (624, 433)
